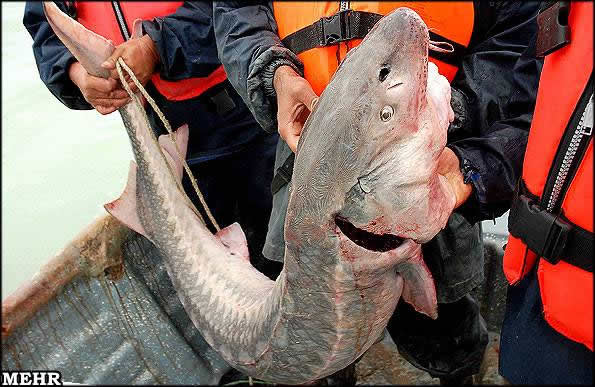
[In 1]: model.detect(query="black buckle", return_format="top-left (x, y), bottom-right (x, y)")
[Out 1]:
top-left (209, 88), bottom-right (236, 116)
top-left (510, 194), bottom-right (571, 264)
top-left (271, 153), bottom-right (295, 195)
top-left (542, 216), bottom-right (572, 264)
top-left (319, 10), bottom-right (351, 46)
top-left (276, 163), bottom-right (292, 185)
top-left (536, 1), bottom-right (571, 57)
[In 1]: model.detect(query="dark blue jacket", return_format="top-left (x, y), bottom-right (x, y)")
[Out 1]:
top-left (23, 1), bottom-right (266, 163)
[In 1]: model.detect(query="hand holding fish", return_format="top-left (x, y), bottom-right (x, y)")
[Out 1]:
top-left (68, 61), bottom-right (130, 115)
top-left (273, 65), bottom-right (319, 152)
top-left (101, 34), bottom-right (159, 93)
top-left (436, 147), bottom-right (472, 209)
top-left (426, 61), bottom-right (471, 209)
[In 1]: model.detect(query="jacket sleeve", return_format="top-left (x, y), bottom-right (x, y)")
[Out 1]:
top-left (447, 1), bottom-right (543, 224)
top-left (141, 1), bottom-right (222, 81)
top-left (23, 1), bottom-right (91, 110)
top-left (213, 1), bottom-right (303, 133)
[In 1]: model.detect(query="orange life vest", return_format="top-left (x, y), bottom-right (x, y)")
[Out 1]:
top-left (74, 1), bottom-right (227, 101)
top-left (272, 2), bottom-right (474, 95)
top-left (502, 1), bottom-right (593, 351)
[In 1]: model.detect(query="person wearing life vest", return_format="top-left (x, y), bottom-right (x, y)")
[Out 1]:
top-left (214, 1), bottom-right (542, 384)
top-left (23, 0), bottom-right (283, 304)
top-left (497, 2), bottom-right (593, 384)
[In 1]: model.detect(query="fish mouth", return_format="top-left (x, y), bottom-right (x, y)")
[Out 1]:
top-left (335, 216), bottom-right (404, 252)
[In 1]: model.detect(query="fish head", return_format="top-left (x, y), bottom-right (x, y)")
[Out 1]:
top-left (294, 7), bottom-right (455, 251)
top-left (351, 7), bottom-right (431, 139)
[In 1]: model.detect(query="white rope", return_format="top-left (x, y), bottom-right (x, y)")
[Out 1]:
top-left (115, 58), bottom-right (220, 231)
top-left (428, 40), bottom-right (454, 53)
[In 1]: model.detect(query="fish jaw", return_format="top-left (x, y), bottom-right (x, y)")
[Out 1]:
top-left (335, 217), bottom-right (438, 319)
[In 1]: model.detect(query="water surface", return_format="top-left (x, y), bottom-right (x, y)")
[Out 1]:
top-left (2, 3), bottom-right (132, 296)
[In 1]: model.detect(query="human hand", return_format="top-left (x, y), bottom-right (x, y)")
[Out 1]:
top-left (101, 34), bottom-right (159, 93)
top-left (68, 61), bottom-right (130, 115)
top-left (425, 62), bottom-right (468, 208)
top-left (436, 147), bottom-right (472, 209)
top-left (273, 65), bottom-right (319, 152)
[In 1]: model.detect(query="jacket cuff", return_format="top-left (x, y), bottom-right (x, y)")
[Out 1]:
top-left (141, 19), bottom-right (159, 46)
top-left (140, 20), bottom-right (164, 73)
top-left (246, 46), bottom-right (304, 133)
top-left (447, 87), bottom-right (472, 142)
top-left (447, 145), bottom-right (492, 225)
top-left (261, 57), bottom-right (303, 98)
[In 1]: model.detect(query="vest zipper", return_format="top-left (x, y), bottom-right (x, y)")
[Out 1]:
top-left (111, 1), bottom-right (131, 41)
top-left (541, 73), bottom-right (593, 213)
top-left (339, 1), bottom-right (350, 12)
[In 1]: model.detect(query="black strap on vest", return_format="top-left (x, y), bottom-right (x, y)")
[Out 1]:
top-left (272, 9), bottom-right (470, 194)
top-left (536, 1), bottom-right (571, 57)
top-left (271, 153), bottom-right (295, 195)
top-left (281, 10), bottom-right (381, 53)
top-left (280, 10), bottom-right (467, 67)
top-left (508, 180), bottom-right (593, 272)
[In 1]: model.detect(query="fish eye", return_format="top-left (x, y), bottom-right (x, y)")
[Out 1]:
top-left (379, 66), bottom-right (390, 82)
top-left (380, 106), bottom-right (394, 122)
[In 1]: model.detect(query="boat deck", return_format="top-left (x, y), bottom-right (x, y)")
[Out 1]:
top-left (2, 215), bottom-right (509, 385)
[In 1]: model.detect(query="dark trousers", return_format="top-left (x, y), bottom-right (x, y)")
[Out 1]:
top-left (182, 133), bottom-right (283, 280)
top-left (388, 294), bottom-right (488, 380)
top-left (384, 214), bottom-right (489, 381)
top-left (499, 266), bottom-right (593, 385)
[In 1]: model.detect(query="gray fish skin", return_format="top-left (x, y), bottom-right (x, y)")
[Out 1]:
top-left (43, 3), bottom-right (455, 384)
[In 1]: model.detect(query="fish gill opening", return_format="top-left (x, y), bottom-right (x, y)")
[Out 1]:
top-left (335, 216), bottom-right (403, 252)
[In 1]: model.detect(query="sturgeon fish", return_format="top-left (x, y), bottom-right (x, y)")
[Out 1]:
top-left (43, 3), bottom-right (456, 384)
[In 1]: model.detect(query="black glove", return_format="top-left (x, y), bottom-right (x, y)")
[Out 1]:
top-left (448, 87), bottom-right (472, 142)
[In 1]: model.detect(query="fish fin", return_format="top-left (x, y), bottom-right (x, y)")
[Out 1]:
top-left (397, 249), bottom-right (438, 319)
top-left (215, 223), bottom-right (250, 262)
top-left (132, 19), bottom-right (143, 39)
top-left (158, 124), bottom-right (189, 183)
top-left (104, 161), bottom-right (149, 239)
top-left (43, 2), bottom-right (115, 78)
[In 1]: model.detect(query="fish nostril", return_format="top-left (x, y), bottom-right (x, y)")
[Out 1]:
top-left (379, 66), bottom-right (390, 82)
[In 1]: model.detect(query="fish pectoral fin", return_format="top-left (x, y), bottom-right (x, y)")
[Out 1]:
top-left (215, 222), bottom-right (250, 262)
top-left (158, 124), bottom-right (189, 183)
top-left (397, 250), bottom-right (438, 319)
top-left (104, 160), bottom-right (149, 239)
top-left (132, 18), bottom-right (143, 39)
